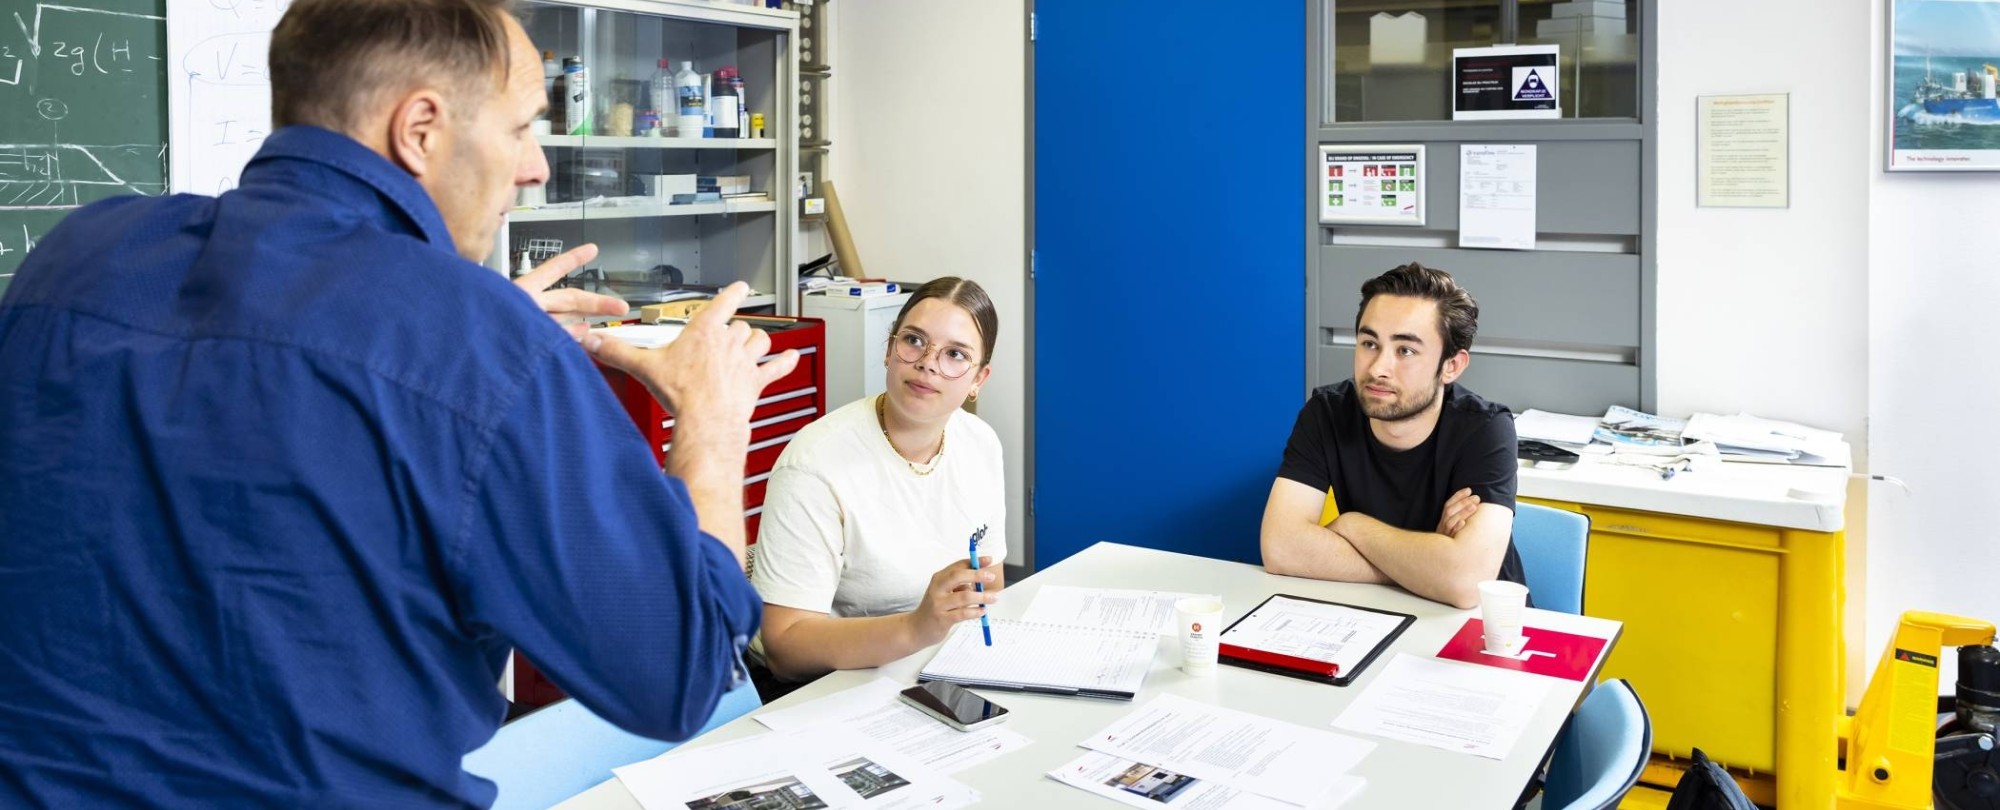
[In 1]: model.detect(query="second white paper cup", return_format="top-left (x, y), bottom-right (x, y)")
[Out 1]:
top-left (1477, 580), bottom-right (1529, 653)
top-left (1175, 597), bottom-right (1225, 675)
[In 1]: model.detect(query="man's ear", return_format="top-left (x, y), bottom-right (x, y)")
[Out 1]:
top-left (385, 89), bottom-right (450, 179)
top-left (1440, 348), bottom-right (1470, 384)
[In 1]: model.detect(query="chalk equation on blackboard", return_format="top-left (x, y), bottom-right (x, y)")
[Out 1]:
top-left (0, 1), bottom-right (168, 282)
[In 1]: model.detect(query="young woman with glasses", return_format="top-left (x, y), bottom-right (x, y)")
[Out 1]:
top-left (749, 277), bottom-right (1007, 687)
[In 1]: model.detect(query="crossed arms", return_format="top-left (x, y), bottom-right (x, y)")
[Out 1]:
top-left (1259, 479), bottom-right (1513, 609)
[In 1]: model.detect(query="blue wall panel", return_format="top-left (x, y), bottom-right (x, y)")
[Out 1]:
top-left (1033, 2), bottom-right (1305, 568)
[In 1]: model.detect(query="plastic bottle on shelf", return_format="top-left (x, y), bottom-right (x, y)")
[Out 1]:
top-left (674, 61), bottom-right (705, 138)
top-left (542, 51), bottom-right (559, 113)
top-left (562, 57), bottom-right (590, 136)
top-left (651, 58), bottom-right (673, 126)
top-left (711, 66), bottom-right (741, 138)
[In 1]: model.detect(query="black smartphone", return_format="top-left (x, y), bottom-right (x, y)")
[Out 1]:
top-left (897, 681), bottom-right (1011, 731)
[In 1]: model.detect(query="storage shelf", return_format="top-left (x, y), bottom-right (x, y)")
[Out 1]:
top-left (536, 135), bottom-right (778, 150)
top-left (510, 200), bottom-right (778, 223)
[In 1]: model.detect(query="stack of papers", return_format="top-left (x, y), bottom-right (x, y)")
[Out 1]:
top-left (1019, 586), bottom-right (1207, 636)
top-left (1684, 412), bottom-right (1847, 466)
top-left (1050, 694), bottom-right (1372, 809)
top-left (1592, 405), bottom-right (1689, 450)
top-left (1512, 409), bottom-right (1599, 446)
top-left (756, 677), bottom-right (1034, 775)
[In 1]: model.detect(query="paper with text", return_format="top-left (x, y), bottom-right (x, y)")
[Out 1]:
top-left (1458, 144), bottom-right (1538, 251)
top-left (1331, 654), bottom-right (1553, 760)
top-left (1048, 750), bottom-right (1363, 810)
top-left (756, 677), bottom-right (1032, 774)
top-left (920, 619), bottom-right (1156, 696)
top-left (1021, 586), bottom-right (1211, 635)
top-left (1081, 693), bottom-right (1375, 807)
top-left (614, 729), bottom-right (978, 810)
top-left (1217, 596), bottom-right (1406, 675)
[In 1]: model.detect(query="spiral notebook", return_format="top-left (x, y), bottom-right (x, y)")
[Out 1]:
top-left (917, 619), bottom-right (1157, 700)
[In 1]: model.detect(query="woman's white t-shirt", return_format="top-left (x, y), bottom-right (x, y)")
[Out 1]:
top-left (750, 396), bottom-right (1007, 618)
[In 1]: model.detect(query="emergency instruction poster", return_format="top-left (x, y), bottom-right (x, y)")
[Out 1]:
top-left (1318, 145), bottom-right (1426, 226)
top-left (1452, 45), bottom-right (1561, 120)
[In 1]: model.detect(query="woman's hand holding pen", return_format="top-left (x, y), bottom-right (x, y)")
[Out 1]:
top-left (907, 556), bottom-right (999, 646)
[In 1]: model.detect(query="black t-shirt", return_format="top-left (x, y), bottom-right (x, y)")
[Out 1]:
top-left (1275, 380), bottom-right (1526, 588)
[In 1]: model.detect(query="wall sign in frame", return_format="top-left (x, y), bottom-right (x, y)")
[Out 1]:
top-left (1452, 45), bottom-right (1561, 121)
top-left (1318, 145), bottom-right (1426, 226)
top-left (1887, 0), bottom-right (2000, 171)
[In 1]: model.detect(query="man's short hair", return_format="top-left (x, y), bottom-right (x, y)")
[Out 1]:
top-left (270, 0), bottom-right (518, 132)
top-left (1356, 262), bottom-right (1480, 359)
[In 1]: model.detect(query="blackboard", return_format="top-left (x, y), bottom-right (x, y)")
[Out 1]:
top-left (0, 0), bottom-right (167, 294)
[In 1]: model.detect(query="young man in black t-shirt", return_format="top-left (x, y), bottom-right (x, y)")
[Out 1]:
top-left (1260, 263), bottom-right (1523, 609)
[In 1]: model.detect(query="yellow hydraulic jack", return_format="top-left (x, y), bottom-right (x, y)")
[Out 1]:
top-left (1838, 611), bottom-right (1999, 810)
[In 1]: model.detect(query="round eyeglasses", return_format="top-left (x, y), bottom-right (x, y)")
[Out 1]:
top-left (890, 330), bottom-right (979, 379)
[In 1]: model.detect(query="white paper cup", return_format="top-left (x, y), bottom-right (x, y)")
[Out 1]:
top-left (1175, 597), bottom-right (1225, 675)
top-left (1477, 580), bottom-right (1529, 653)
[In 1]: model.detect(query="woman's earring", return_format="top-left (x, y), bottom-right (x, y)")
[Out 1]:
top-left (966, 390), bottom-right (980, 405)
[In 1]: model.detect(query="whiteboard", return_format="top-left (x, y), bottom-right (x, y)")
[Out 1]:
top-left (167, 0), bottom-right (292, 195)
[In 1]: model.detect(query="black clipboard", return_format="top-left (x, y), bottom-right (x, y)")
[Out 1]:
top-left (1215, 593), bottom-right (1414, 686)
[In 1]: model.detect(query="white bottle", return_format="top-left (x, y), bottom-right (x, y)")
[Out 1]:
top-left (674, 61), bottom-right (705, 138)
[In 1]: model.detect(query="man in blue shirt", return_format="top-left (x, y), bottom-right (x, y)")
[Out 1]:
top-left (0, 0), bottom-right (795, 805)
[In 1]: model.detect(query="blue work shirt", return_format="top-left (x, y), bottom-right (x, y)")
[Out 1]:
top-left (0, 126), bottom-right (762, 807)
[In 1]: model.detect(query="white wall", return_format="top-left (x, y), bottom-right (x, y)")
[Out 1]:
top-left (1866, 0), bottom-right (2000, 677)
top-left (826, 0), bottom-right (1029, 566)
top-left (1655, 0), bottom-right (1874, 694)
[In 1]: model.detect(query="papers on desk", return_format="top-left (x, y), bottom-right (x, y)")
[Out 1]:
top-left (1513, 409), bottom-right (1600, 447)
top-left (919, 619), bottom-right (1156, 699)
top-left (613, 728), bottom-right (978, 810)
top-left (1331, 654), bottom-right (1552, 761)
top-left (756, 677), bottom-right (1033, 774)
top-left (1078, 694), bottom-right (1375, 807)
top-left (1685, 412), bottom-right (1847, 466)
top-left (1020, 586), bottom-right (1212, 635)
top-left (1048, 750), bottom-right (1358, 810)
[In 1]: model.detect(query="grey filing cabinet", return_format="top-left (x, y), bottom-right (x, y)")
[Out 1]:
top-left (802, 290), bottom-right (910, 411)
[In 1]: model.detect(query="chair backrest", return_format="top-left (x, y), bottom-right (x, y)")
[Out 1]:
top-left (463, 680), bottom-right (762, 810)
top-left (1512, 502), bottom-right (1589, 615)
top-left (1544, 679), bottom-right (1652, 810)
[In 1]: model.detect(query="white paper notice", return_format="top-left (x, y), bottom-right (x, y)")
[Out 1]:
top-left (1081, 694), bottom-right (1375, 807)
top-left (1048, 750), bottom-right (1363, 810)
top-left (756, 678), bottom-right (1033, 774)
top-left (1331, 654), bottom-right (1553, 761)
top-left (167, 1), bottom-right (295, 194)
top-left (614, 730), bottom-right (978, 810)
top-left (1458, 144), bottom-right (1538, 251)
top-left (1021, 586), bottom-right (1209, 635)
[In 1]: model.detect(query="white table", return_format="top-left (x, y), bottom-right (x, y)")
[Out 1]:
top-left (554, 542), bottom-right (1622, 809)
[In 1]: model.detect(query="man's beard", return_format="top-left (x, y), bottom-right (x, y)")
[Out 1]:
top-left (1357, 375), bottom-right (1443, 422)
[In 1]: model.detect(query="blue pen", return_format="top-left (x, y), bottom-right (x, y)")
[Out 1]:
top-left (968, 525), bottom-right (992, 646)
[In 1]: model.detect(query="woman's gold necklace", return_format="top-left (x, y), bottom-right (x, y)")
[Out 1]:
top-left (877, 394), bottom-right (944, 476)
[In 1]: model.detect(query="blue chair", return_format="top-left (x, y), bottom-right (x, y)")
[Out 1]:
top-left (1543, 679), bottom-right (1652, 810)
top-left (463, 681), bottom-right (762, 810)
top-left (1513, 502), bottom-right (1589, 615)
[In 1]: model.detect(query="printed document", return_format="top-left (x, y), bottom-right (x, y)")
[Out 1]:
top-left (1217, 595), bottom-right (1407, 674)
top-left (756, 677), bottom-right (1033, 774)
top-left (1021, 586), bottom-right (1211, 635)
top-left (1331, 654), bottom-right (1553, 760)
top-left (920, 619), bottom-right (1156, 697)
top-left (1048, 750), bottom-right (1363, 810)
top-left (1080, 694), bottom-right (1375, 807)
top-left (614, 729), bottom-right (977, 810)
top-left (1458, 144), bottom-right (1538, 251)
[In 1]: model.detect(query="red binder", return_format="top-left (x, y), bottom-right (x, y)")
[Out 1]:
top-left (1434, 618), bottom-right (1609, 682)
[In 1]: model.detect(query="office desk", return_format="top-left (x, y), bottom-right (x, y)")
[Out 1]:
top-left (553, 542), bottom-right (1621, 809)
top-left (1519, 454), bottom-right (1850, 808)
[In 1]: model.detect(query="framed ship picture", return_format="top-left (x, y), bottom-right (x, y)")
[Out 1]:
top-left (1889, 0), bottom-right (2000, 170)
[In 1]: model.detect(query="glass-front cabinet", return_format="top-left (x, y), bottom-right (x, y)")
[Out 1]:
top-left (495, 0), bottom-right (799, 314)
top-left (1323, 0), bottom-right (1639, 123)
